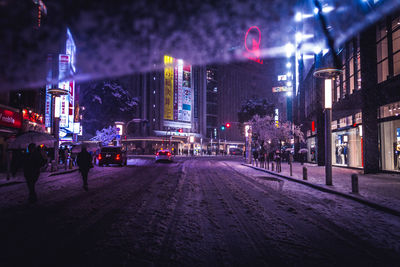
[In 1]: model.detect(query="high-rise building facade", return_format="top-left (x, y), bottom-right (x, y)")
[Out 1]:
top-left (296, 9), bottom-right (400, 173)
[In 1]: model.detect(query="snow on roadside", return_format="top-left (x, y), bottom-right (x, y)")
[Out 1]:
top-left (225, 161), bottom-right (400, 254)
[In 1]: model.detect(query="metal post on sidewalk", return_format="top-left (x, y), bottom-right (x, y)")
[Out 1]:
top-left (325, 108), bottom-right (332, 185)
top-left (303, 166), bottom-right (307, 180)
top-left (290, 162), bottom-right (292, 176)
top-left (271, 162), bottom-right (274, 172)
top-left (351, 174), bottom-right (359, 194)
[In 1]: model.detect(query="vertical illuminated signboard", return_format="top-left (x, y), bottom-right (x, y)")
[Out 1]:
top-left (182, 65), bottom-right (192, 122)
top-left (67, 80), bottom-right (75, 132)
top-left (177, 60), bottom-right (183, 121)
top-left (274, 108), bottom-right (279, 127)
top-left (66, 28), bottom-right (76, 73)
top-left (163, 55), bottom-right (192, 126)
top-left (164, 55), bottom-right (174, 120)
top-left (45, 55), bottom-right (53, 127)
top-left (58, 54), bottom-right (70, 128)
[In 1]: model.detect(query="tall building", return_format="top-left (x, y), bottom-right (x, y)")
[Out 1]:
top-left (295, 8), bottom-right (400, 173)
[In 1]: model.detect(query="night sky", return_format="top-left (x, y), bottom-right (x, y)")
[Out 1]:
top-left (0, 0), bottom-right (398, 90)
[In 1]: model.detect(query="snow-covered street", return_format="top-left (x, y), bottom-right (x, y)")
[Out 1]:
top-left (0, 157), bottom-right (399, 266)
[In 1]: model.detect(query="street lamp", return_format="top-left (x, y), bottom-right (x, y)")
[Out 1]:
top-left (48, 87), bottom-right (68, 168)
top-left (314, 68), bottom-right (341, 186)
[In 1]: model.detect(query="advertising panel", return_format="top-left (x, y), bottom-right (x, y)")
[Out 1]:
top-left (59, 94), bottom-right (68, 128)
top-left (0, 108), bottom-right (22, 129)
top-left (163, 55), bottom-right (192, 125)
top-left (173, 60), bottom-right (178, 120)
top-left (45, 84), bottom-right (52, 127)
top-left (58, 54), bottom-right (70, 81)
top-left (181, 65), bottom-right (191, 122)
top-left (272, 86), bottom-right (291, 93)
top-left (177, 60), bottom-right (183, 121)
top-left (45, 55), bottom-right (53, 127)
top-left (74, 85), bottom-right (80, 122)
top-left (164, 55), bottom-right (174, 120)
top-left (58, 54), bottom-right (70, 128)
top-left (66, 28), bottom-right (76, 73)
top-left (67, 80), bottom-right (75, 132)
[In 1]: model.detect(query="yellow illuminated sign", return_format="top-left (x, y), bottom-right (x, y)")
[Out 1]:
top-left (164, 55), bottom-right (174, 120)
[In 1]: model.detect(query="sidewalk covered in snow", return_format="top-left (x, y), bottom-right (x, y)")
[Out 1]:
top-left (245, 161), bottom-right (400, 215)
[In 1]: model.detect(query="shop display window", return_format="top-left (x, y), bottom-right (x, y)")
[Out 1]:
top-left (307, 137), bottom-right (317, 163)
top-left (379, 119), bottom-right (400, 172)
top-left (332, 127), bottom-right (362, 168)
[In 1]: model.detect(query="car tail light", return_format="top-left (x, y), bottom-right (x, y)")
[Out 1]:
top-left (156, 152), bottom-right (159, 156)
top-left (98, 154), bottom-right (102, 160)
top-left (167, 152), bottom-right (171, 156)
top-left (116, 154), bottom-right (121, 160)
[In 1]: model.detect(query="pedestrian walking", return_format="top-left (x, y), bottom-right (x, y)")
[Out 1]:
top-left (274, 150), bottom-right (281, 172)
top-left (23, 143), bottom-right (45, 203)
top-left (253, 149), bottom-right (259, 166)
top-left (77, 145), bottom-right (93, 191)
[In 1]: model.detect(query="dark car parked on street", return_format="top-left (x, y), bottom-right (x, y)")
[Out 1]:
top-left (96, 146), bottom-right (127, 166)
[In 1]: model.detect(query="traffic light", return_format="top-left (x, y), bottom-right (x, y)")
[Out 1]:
top-left (178, 129), bottom-right (183, 133)
top-left (225, 123), bottom-right (231, 128)
top-left (220, 125), bottom-right (225, 131)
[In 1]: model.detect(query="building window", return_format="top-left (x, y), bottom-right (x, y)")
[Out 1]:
top-left (377, 20), bottom-right (389, 83)
top-left (349, 56), bottom-right (355, 94)
top-left (333, 127), bottom-right (363, 168)
top-left (335, 76), bottom-right (340, 102)
top-left (341, 54), bottom-right (347, 97)
top-left (392, 26), bottom-right (400, 76)
top-left (379, 119), bottom-right (400, 172)
top-left (378, 101), bottom-right (400, 118)
top-left (356, 51), bottom-right (362, 90)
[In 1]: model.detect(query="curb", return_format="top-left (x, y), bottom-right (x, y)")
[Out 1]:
top-left (0, 181), bottom-right (24, 188)
top-left (48, 168), bottom-right (79, 177)
top-left (242, 164), bottom-right (400, 218)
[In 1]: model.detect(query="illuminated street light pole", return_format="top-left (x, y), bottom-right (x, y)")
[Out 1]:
top-left (313, 68), bottom-right (341, 186)
top-left (48, 87), bottom-right (68, 169)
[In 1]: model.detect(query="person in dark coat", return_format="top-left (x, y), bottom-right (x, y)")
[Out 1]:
top-left (23, 143), bottom-right (45, 203)
top-left (77, 145), bottom-right (92, 191)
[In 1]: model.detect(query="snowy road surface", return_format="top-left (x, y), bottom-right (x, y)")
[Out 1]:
top-left (0, 157), bottom-right (399, 266)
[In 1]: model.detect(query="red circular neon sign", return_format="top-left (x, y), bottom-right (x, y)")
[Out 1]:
top-left (245, 26), bottom-right (261, 53)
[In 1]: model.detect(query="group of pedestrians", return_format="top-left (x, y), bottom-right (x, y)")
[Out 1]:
top-left (252, 149), bottom-right (294, 172)
top-left (22, 143), bottom-right (93, 203)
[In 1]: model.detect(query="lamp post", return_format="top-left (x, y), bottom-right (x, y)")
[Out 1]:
top-left (47, 87), bottom-right (68, 168)
top-left (313, 68), bottom-right (341, 186)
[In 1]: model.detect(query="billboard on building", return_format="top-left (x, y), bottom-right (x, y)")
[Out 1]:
top-left (272, 86), bottom-right (291, 93)
top-left (0, 108), bottom-right (22, 129)
top-left (164, 55), bottom-right (174, 120)
top-left (66, 28), bottom-right (76, 73)
top-left (58, 54), bottom-right (70, 128)
top-left (182, 65), bottom-right (191, 122)
top-left (164, 55), bottom-right (192, 127)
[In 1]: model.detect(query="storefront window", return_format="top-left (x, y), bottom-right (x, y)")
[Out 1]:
top-left (332, 127), bottom-right (362, 168)
top-left (379, 119), bottom-right (400, 172)
top-left (307, 137), bottom-right (317, 163)
top-left (378, 101), bottom-right (400, 118)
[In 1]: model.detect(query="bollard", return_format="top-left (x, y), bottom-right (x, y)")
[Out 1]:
top-left (271, 162), bottom-right (274, 172)
top-left (302, 166), bottom-right (307, 180)
top-left (51, 160), bottom-right (56, 172)
top-left (351, 174), bottom-right (359, 194)
top-left (290, 162), bottom-right (293, 176)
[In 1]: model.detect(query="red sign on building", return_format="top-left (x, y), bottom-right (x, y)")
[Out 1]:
top-left (0, 108), bottom-right (22, 129)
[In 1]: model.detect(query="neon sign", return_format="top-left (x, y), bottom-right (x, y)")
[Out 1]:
top-left (244, 26), bottom-right (263, 64)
